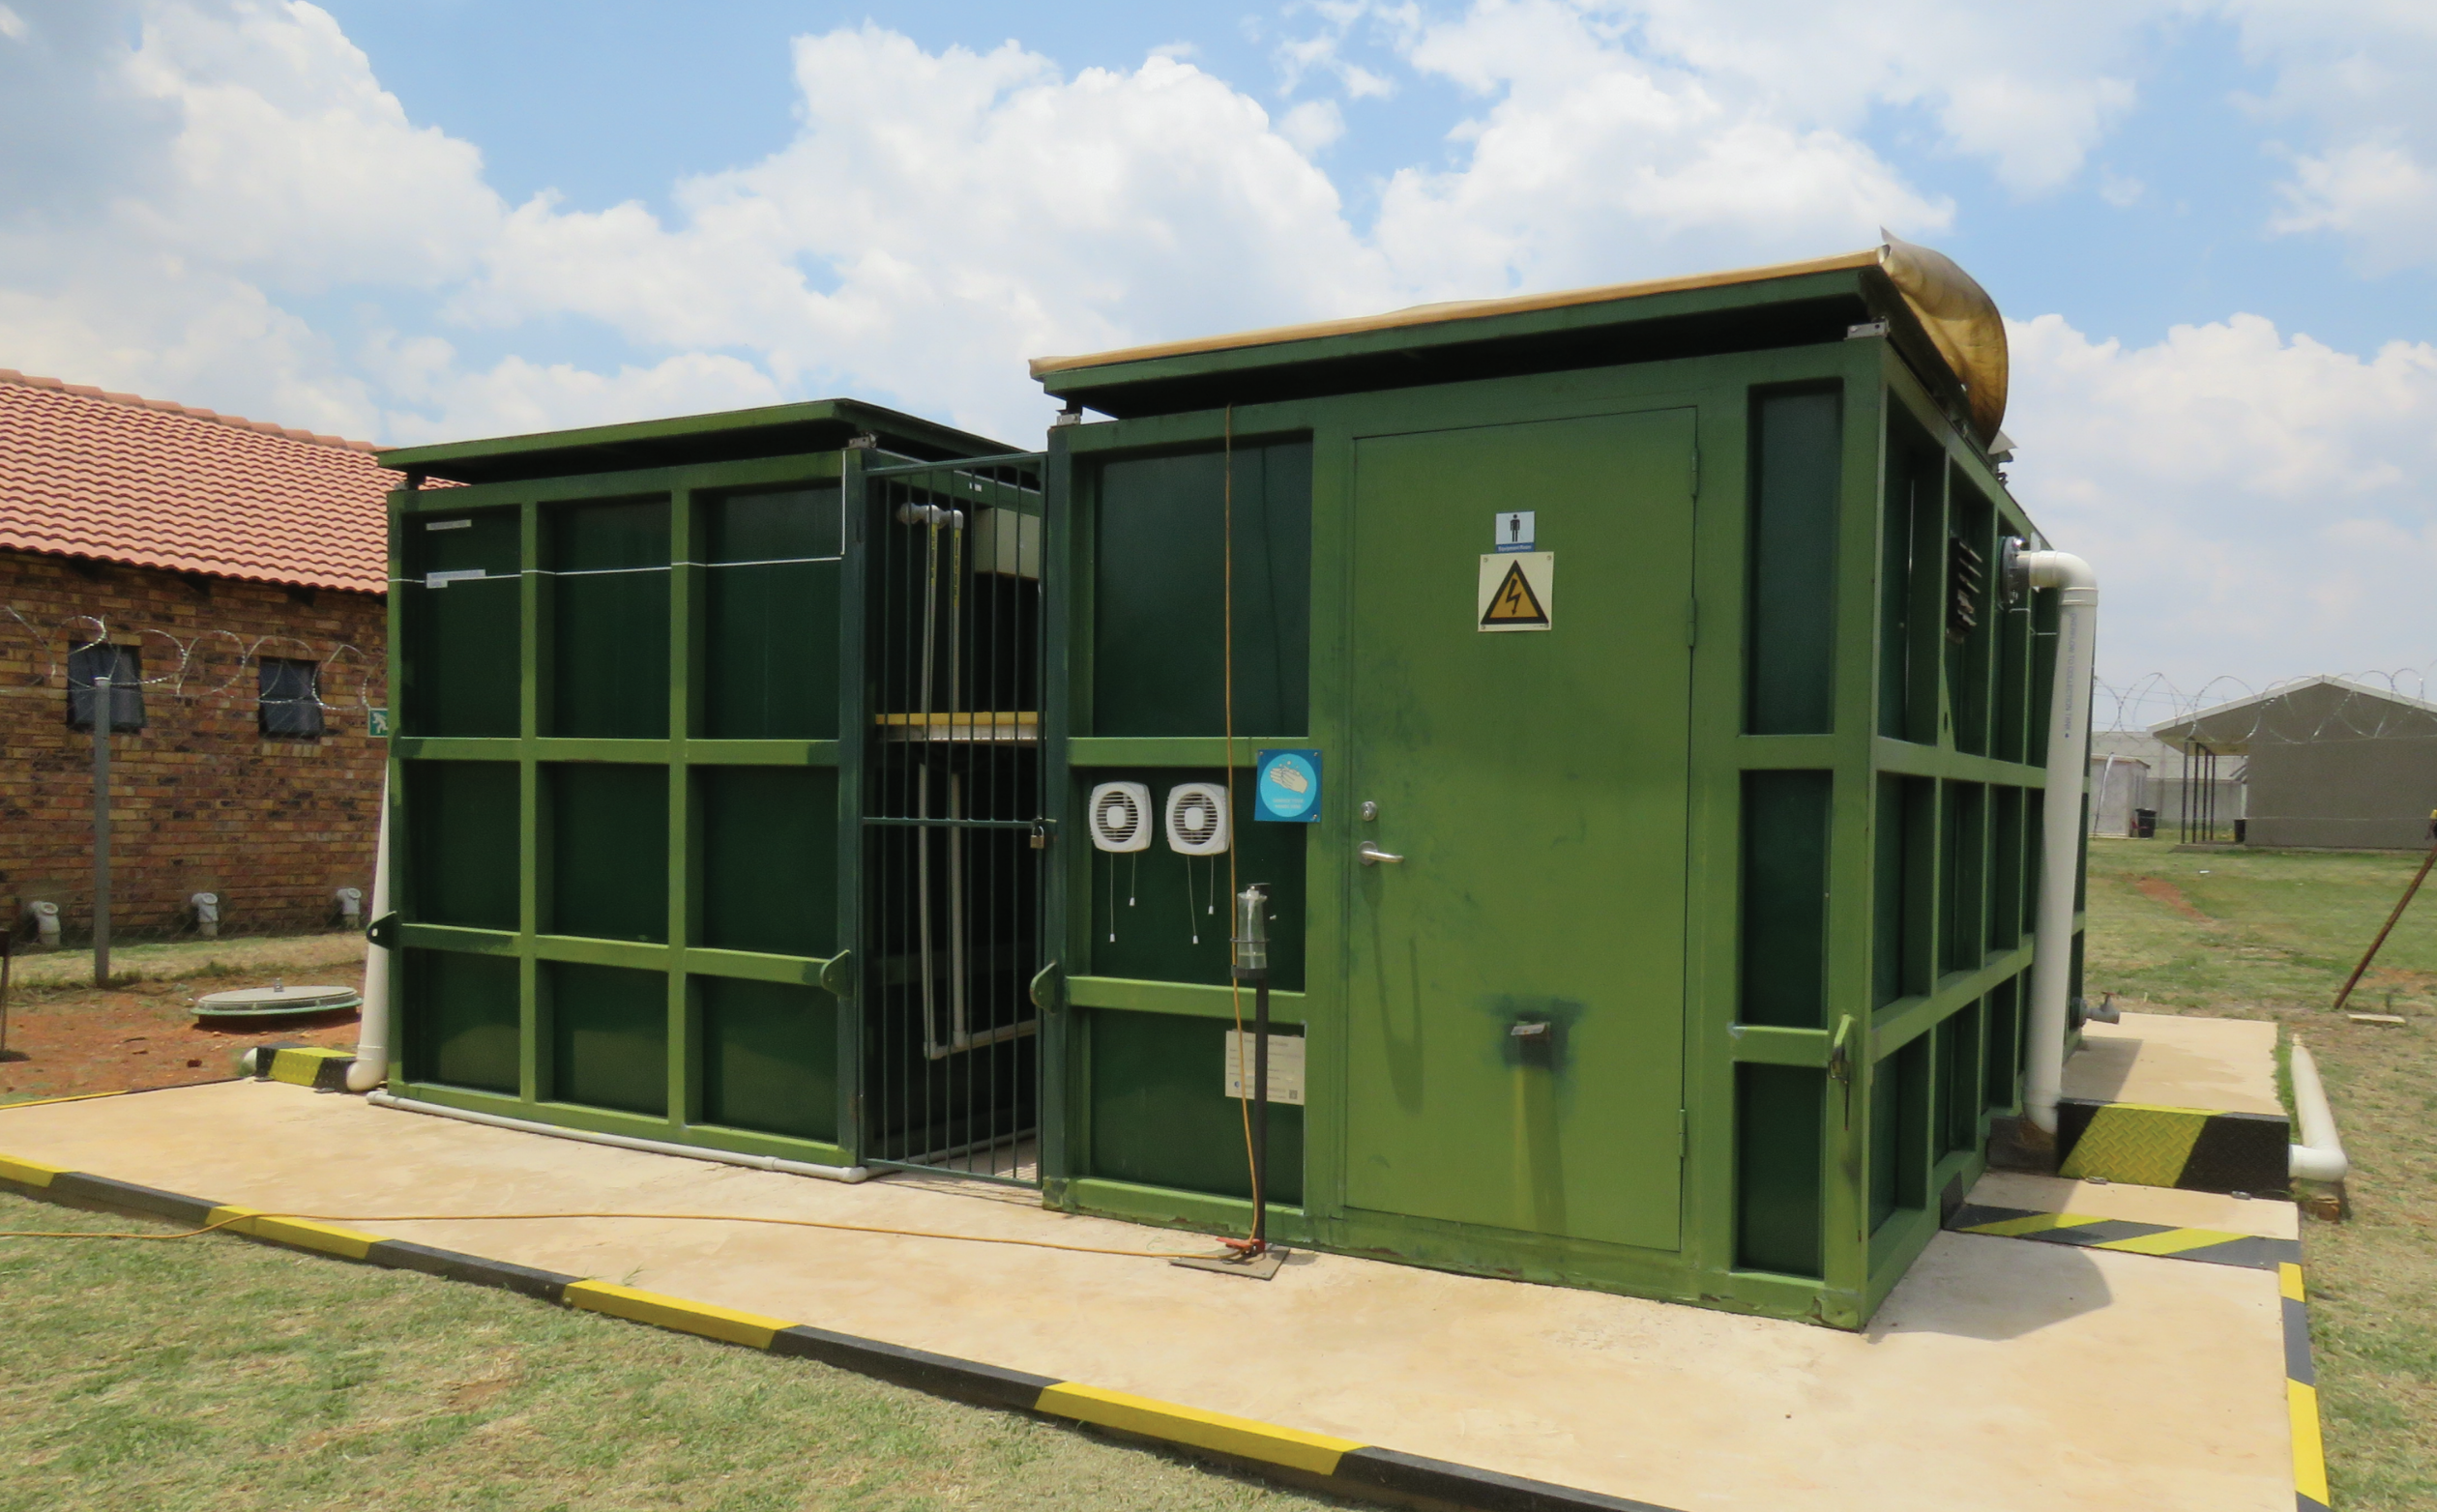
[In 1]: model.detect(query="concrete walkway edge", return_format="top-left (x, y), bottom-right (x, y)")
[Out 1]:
top-left (0, 1149), bottom-right (1680, 1512)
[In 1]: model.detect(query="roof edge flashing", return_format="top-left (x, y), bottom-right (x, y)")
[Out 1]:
top-left (1028, 248), bottom-right (1882, 384)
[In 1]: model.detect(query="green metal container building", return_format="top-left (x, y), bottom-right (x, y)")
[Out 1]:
top-left (377, 399), bottom-right (1047, 1179)
top-left (375, 242), bottom-right (2086, 1328)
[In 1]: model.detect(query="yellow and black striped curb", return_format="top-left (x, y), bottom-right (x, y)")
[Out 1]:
top-left (2283, 1262), bottom-right (2330, 1512)
top-left (249, 1045), bottom-right (357, 1091)
top-left (1948, 1203), bottom-right (2303, 1270)
top-left (0, 1153), bottom-right (1676, 1512)
top-left (1953, 1199), bottom-right (2326, 1510)
top-left (2056, 1097), bottom-right (2289, 1195)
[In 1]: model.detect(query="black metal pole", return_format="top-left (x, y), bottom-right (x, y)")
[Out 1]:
top-left (1251, 973), bottom-right (1270, 1251)
top-left (92, 673), bottom-right (112, 989)
top-left (1230, 880), bottom-right (1271, 1257)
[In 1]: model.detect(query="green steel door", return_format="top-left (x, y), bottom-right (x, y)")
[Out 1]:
top-left (1344, 408), bottom-right (1695, 1250)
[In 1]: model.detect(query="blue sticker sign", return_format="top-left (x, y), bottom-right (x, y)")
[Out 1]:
top-left (1253, 748), bottom-right (1322, 823)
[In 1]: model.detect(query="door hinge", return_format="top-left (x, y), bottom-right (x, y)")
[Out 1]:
top-left (1684, 597), bottom-right (1698, 648)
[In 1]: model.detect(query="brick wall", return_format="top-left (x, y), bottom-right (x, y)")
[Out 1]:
top-left (2, 551), bottom-right (387, 940)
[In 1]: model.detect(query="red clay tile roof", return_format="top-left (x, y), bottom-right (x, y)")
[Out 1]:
top-left (0, 368), bottom-right (396, 595)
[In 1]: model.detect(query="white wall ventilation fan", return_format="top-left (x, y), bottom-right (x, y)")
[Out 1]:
top-left (1163, 783), bottom-right (1230, 856)
top-left (1087, 782), bottom-right (1153, 852)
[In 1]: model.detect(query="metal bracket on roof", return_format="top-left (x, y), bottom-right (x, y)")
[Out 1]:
top-left (844, 432), bottom-right (880, 451)
top-left (1845, 319), bottom-right (1891, 339)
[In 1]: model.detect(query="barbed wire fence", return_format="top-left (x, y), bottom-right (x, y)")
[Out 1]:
top-left (2, 604), bottom-right (388, 979)
top-left (2088, 665), bottom-right (2437, 843)
top-left (1, 605), bottom-right (386, 718)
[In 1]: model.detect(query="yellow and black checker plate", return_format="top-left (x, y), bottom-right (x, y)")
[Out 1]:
top-left (1949, 1203), bottom-right (2302, 1270)
top-left (2055, 1096), bottom-right (2289, 1195)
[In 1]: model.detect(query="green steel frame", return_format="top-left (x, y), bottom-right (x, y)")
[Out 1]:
top-left (378, 401), bottom-right (1015, 1173)
top-left (1034, 262), bottom-right (2081, 1327)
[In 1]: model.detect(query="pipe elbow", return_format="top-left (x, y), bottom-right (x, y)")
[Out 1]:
top-left (2021, 549), bottom-right (2097, 596)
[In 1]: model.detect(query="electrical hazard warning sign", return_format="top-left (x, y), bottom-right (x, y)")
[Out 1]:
top-left (1478, 552), bottom-right (1553, 631)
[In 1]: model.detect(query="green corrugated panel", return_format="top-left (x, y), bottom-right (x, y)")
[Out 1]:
top-left (407, 760), bottom-right (519, 931)
top-left (406, 947), bottom-right (517, 1093)
top-left (1740, 770), bottom-right (1831, 1028)
top-left (1736, 1063), bottom-right (1823, 1277)
top-left (1090, 441), bottom-right (1310, 737)
top-left (1746, 388), bottom-right (1841, 735)
top-left (549, 764), bottom-right (667, 943)
top-left (701, 977), bottom-right (837, 1141)
top-left (402, 509), bottom-right (519, 737)
top-left (1083, 769), bottom-right (1306, 993)
top-left (698, 767), bottom-right (837, 957)
top-left (703, 485), bottom-right (840, 740)
top-left (549, 498), bottom-right (669, 739)
top-left (1087, 1009), bottom-right (1302, 1206)
top-left (547, 960), bottom-right (667, 1116)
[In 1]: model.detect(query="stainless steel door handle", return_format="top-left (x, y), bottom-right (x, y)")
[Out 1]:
top-left (1358, 841), bottom-right (1404, 866)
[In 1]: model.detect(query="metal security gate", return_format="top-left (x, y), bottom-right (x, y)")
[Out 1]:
top-left (855, 451), bottom-right (1048, 1182)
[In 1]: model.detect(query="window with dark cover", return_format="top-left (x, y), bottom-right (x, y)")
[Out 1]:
top-left (65, 644), bottom-right (144, 731)
top-left (258, 656), bottom-right (324, 738)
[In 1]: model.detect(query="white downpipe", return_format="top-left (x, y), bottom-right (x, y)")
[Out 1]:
top-left (367, 1090), bottom-right (875, 1182)
top-left (2023, 551), bottom-right (2098, 1137)
top-left (344, 769), bottom-right (393, 1093)
top-left (2287, 1039), bottom-right (2349, 1183)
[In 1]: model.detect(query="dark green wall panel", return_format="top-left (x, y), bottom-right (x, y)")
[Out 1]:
top-left (700, 977), bottom-right (836, 1142)
top-left (702, 485), bottom-right (840, 740)
top-left (1087, 1009), bottom-right (1302, 1205)
top-left (1735, 1062), bottom-right (1823, 1277)
top-left (405, 947), bottom-right (518, 1093)
top-left (698, 766), bottom-right (837, 957)
top-left (549, 764), bottom-right (668, 943)
top-left (549, 497), bottom-right (669, 739)
top-left (402, 509), bottom-right (519, 738)
top-left (1869, 1035), bottom-right (1930, 1243)
top-left (1082, 769), bottom-right (1305, 992)
top-left (1746, 388), bottom-right (1840, 735)
top-left (1740, 770), bottom-right (1831, 1028)
top-left (547, 960), bottom-right (667, 1116)
top-left (406, 760), bottom-right (519, 931)
top-left (1091, 440), bottom-right (1310, 737)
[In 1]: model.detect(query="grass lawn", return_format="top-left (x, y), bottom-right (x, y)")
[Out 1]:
top-left (0, 1193), bottom-right (1344, 1511)
top-left (2083, 839), bottom-right (2437, 1512)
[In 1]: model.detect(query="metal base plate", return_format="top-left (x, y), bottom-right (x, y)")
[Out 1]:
top-left (1170, 1247), bottom-right (1287, 1281)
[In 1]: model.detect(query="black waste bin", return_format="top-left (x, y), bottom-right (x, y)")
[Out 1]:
top-left (2133, 807), bottom-right (2158, 839)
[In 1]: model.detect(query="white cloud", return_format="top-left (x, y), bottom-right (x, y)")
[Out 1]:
top-left (1279, 98), bottom-right (1347, 152)
top-left (2269, 141), bottom-right (2437, 275)
top-left (2214, 0), bottom-right (2437, 267)
top-left (2008, 312), bottom-right (2437, 687)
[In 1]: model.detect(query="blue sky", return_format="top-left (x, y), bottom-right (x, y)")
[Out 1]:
top-left (5, 1), bottom-right (2436, 712)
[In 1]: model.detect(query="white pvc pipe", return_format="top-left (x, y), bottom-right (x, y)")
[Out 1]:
top-left (2022, 550), bottom-right (2098, 1136)
top-left (367, 1090), bottom-right (874, 1182)
top-left (2287, 1039), bottom-right (2349, 1183)
top-left (345, 768), bottom-right (393, 1092)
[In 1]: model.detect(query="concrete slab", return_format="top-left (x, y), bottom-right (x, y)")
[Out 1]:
top-left (0, 1083), bottom-right (2299, 1512)
top-left (1970, 1171), bottom-right (2301, 1240)
top-left (2064, 1011), bottom-right (2281, 1115)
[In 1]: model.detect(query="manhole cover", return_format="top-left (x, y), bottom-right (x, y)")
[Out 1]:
top-left (193, 983), bottom-right (362, 1020)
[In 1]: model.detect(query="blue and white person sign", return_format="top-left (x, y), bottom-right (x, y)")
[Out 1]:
top-left (1253, 748), bottom-right (1322, 823)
